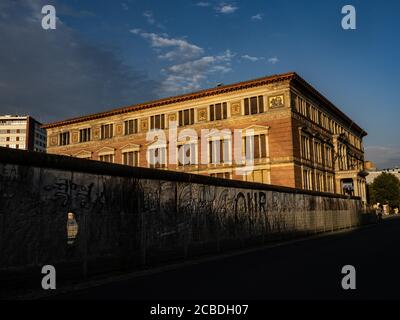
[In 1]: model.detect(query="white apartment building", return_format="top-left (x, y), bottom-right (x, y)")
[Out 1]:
top-left (0, 115), bottom-right (46, 152)
top-left (366, 167), bottom-right (400, 184)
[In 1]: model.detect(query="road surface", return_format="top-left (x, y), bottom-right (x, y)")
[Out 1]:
top-left (51, 216), bottom-right (400, 300)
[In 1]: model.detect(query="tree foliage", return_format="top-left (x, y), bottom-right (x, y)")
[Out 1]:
top-left (368, 173), bottom-right (400, 207)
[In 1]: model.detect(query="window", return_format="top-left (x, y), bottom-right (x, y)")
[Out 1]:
top-left (294, 95), bottom-right (300, 113)
top-left (210, 172), bottom-right (230, 179)
top-left (150, 114), bottom-right (165, 130)
top-left (244, 134), bottom-right (267, 160)
top-left (325, 146), bottom-right (332, 167)
top-left (59, 132), bottom-right (70, 146)
top-left (178, 109), bottom-right (195, 126)
top-left (124, 119), bottom-right (138, 135)
top-left (314, 141), bottom-right (323, 164)
top-left (101, 124), bottom-right (113, 139)
top-left (79, 128), bottom-right (91, 143)
top-left (306, 103), bottom-right (311, 119)
top-left (316, 172), bottom-right (324, 192)
top-left (317, 110), bottom-right (322, 125)
top-left (338, 144), bottom-right (348, 170)
top-left (209, 103), bottom-right (227, 121)
top-left (244, 96), bottom-right (264, 115)
top-left (244, 169), bottom-right (269, 184)
top-left (123, 151), bottom-right (139, 166)
top-left (326, 175), bottom-right (334, 193)
top-left (301, 100), bottom-right (306, 115)
top-left (209, 139), bottom-right (231, 164)
top-left (177, 143), bottom-right (197, 166)
top-left (300, 135), bottom-right (311, 160)
top-left (99, 154), bottom-right (114, 163)
top-left (148, 147), bottom-right (167, 168)
top-left (303, 168), bottom-right (313, 190)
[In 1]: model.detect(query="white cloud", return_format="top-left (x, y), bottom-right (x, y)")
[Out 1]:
top-left (130, 28), bottom-right (141, 35)
top-left (161, 50), bottom-right (234, 94)
top-left (121, 3), bottom-right (129, 11)
top-left (251, 13), bottom-right (263, 21)
top-left (196, 2), bottom-right (211, 7)
top-left (142, 10), bottom-right (165, 29)
top-left (167, 51), bottom-right (232, 75)
top-left (242, 54), bottom-right (264, 62)
top-left (196, 2), bottom-right (239, 15)
top-left (209, 65), bottom-right (232, 73)
top-left (130, 29), bottom-right (204, 61)
top-left (268, 57), bottom-right (279, 64)
top-left (131, 27), bottom-right (235, 95)
top-left (216, 3), bottom-right (238, 14)
top-left (161, 74), bottom-right (206, 93)
top-left (143, 11), bottom-right (155, 25)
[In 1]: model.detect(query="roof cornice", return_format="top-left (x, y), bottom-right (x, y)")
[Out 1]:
top-left (42, 71), bottom-right (367, 138)
top-left (42, 72), bottom-right (296, 129)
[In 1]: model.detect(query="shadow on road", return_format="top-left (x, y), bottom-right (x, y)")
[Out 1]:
top-left (45, 216), bottom-right (400, 300)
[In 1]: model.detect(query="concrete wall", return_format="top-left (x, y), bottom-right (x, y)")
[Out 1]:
top-left (0, 147), bottom-right (374, 296)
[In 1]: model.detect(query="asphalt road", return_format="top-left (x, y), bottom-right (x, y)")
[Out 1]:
top-left (52, 216), bottom-right (400, 300)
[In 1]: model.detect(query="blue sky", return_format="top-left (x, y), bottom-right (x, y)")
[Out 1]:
top-left (0, 0), bottom-right (399, 168)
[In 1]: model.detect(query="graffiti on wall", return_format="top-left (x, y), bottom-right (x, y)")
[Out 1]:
top-left (0, 164), bottom-right (19, 199)
top-left (136, 179), bottom-right (359, 249)
top-left (43, 178), bottom-right (95, 208)
top-left (0, 161), bottom-right (362, 272)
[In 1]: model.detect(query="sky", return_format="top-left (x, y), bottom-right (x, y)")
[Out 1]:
top-left (0, 0), bottom-right (399, 169)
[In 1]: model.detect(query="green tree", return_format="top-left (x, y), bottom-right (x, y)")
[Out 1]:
top-left (367, 183), bottom-right (377, 204)
top-left (369, 172), bottom-right (400, 207)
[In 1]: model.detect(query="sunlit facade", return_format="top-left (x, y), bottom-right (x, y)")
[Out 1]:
top-left (43, 72), bottom-right (368, 202)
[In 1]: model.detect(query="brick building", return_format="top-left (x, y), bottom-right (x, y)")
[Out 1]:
top-left (43, 72), bottom-right (368, 202)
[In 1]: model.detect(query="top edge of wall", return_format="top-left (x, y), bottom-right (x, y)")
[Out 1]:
top-left (0, 147), bottom-right (360, 201)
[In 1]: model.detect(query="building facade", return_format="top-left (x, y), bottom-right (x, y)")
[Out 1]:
top-left (43, 72), bottom-right (368, 202)
top-left (0, 115), bottom-right (47, 152)
top-left (366, 167), bottom-right (400, 185)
